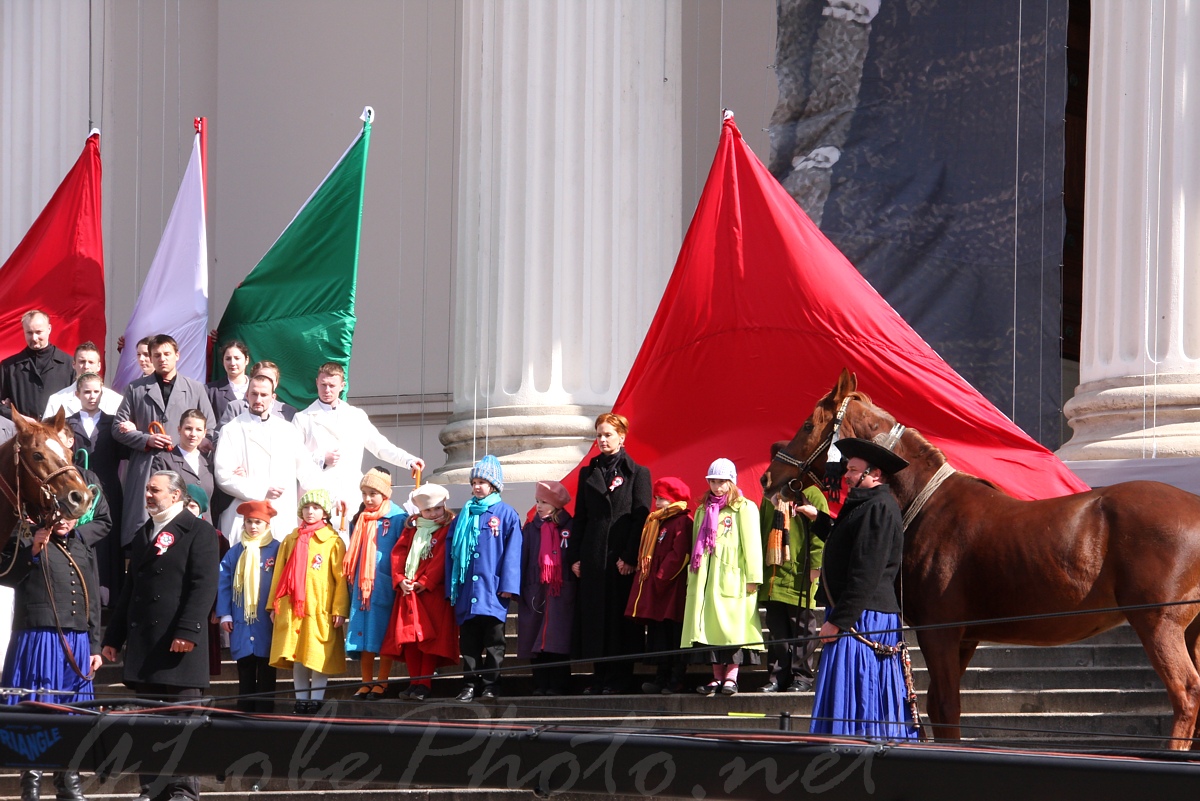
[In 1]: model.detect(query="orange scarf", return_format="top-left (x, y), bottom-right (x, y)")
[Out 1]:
top-left (274, 520), bottom-right (326, 618)
top-left (637, 502), bottom-right (689, 577)
top-left (344, 505), bottom-right (385, 609)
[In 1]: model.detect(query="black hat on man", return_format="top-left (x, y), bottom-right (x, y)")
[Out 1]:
top-left (837, 437), bottom-right (909, 475)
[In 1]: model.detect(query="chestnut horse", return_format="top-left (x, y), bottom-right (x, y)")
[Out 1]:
top-left (762, 369), bottom-right (1200, 749)
top-left (0, 408), bottom-right (93, 554)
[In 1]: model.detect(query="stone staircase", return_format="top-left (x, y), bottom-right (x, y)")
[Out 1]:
top-left (0, 610), bottom-right (1174, 799)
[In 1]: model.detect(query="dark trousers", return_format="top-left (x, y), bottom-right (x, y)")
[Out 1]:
top-left (764, 600), bottom-right (821, 685)
top-left (531, 652), bottom-right (571, 693)
top-left (129, 683), bottom-right (202, 801)
top-left (459, 615), bottom-right (505, 690)
top-left (235, 655), bottom-right (277, 713)
top-left (645, 619), bottom-right (688, 686)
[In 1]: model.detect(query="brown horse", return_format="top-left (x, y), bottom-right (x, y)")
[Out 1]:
top-left (0, 408), bottom-right (93, 553)
top-left (762, 369), bottom-right (1200, 749)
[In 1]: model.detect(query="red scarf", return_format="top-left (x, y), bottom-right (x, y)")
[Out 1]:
top-left (538, 517), bottom-right (564, 597)
top-left (344, 505), bottom-right (385, 609)
top-left (274, 520), bottom-right (326, 618)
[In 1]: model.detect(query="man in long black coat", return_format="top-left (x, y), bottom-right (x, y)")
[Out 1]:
top-left (0, 310), bottom-right (74, 421)
top-left (101, 470), bottom-right (218, 801)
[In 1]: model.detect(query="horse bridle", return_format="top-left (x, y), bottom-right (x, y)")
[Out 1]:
top-left (0, 436), bottom-right (84, 530)
top-left (771, 396), bottom-right (853, 495)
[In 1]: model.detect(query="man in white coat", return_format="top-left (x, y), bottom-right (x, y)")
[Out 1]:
top-left (214, 375), bottom-right (319, 543)
top-left (293, 362), bottom-right (425, 536)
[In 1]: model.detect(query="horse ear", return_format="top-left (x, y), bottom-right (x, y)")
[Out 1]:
top-left (9, 407), bottom-right (30, 431)
top-left (51, 407), bottom-right (66, 430)
top-left (834, 368), bottom-right (857, 400)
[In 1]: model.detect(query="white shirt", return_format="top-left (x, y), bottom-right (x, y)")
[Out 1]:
top-left (43, 384), bottom-right (123, 419)
top-left (79, 410), bottom-right (101, 440)
top-left (293, 399), bottom-right (418, 530)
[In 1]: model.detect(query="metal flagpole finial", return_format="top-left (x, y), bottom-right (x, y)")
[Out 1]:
top-left (723, 108), bottom-right (735, 122)
top-left (361, 106), bottom-right (374, 124)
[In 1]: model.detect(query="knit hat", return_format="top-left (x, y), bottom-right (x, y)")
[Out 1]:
top-left (470, 454), bottom-right (504, 493)
top-left (534, 480), bottom-right (571, 509)
top-left (185, 483), bottom-right (209, 514)
top-left (236, 499), bottom-right (277, 522)
top-left (653, 477), bottom-right (691, 505)
top-left (298, 488), bottom-right (333, 519)
top-left (360, 467), bottom-right (394, 499)
top-left (705, 458), bottom-right (737, 483)
top-left (410, 483), bottom-right (451, 512)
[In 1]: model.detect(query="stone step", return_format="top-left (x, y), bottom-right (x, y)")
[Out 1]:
top-left (914, 665), bottom-right (1163, 692)
top-left (907, 643), bottom-right (1150, 669)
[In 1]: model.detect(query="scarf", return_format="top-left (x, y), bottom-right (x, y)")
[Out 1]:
top-left (595, 451), bottom-right (620, 488)
top-left (404, 516), bottom-right (441, 580)
top-left (344, 504), bottom-right (387, 610)
top-left (449, 492), bottom-right (501, 604)
top-left (274, 520), bottom-right (326, 618)
top-left (234, 526), bottom-right (271, 623)
top-left (637, 502), bottom-right (688, 577)
top-left (690, 493), bottom-right (726, 572)
top-left (538, 516), bottom-right (566, 597)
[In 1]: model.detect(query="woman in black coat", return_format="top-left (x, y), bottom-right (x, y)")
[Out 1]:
top-left (571, 412), bottom-right (652, 694)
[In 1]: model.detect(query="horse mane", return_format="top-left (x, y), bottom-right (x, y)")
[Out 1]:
top-left (851, 395), bottom-right (1003, 493)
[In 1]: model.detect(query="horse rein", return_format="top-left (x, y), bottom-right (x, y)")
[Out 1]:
top-left (0, 437), bottom-right (84, 532)
top-left (770, 397), bottom-right (853, 495)
top-left (42, 537), bottom-right (95, 681)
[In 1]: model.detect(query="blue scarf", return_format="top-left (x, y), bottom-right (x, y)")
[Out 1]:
top-left (449, 492), bottom-right (502, 604)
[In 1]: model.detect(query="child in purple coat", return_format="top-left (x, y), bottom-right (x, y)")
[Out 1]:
top-left (517, 480), bottom-right (577, 695)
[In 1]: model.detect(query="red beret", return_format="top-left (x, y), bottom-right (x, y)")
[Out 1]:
top-left (236, 500), bottom-right (277, 521)
top-left (653, 477), bottom-right (691, 505)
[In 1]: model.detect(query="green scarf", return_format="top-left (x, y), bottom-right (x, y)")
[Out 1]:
top-left (449, 492), bottom-right (501, 604)
top-left (404, 516), bottom-right (440, 580)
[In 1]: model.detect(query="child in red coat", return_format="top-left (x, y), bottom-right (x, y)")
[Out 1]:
top-left (625, 477), bottom-right (693, 694)
top-left (383, 483), bottom-right (459, 701)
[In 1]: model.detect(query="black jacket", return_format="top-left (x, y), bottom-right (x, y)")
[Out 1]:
top-left (814, 484), bottom-right (904, 631)
top-left (101, 509), bottom-right (219, 689)
top-left (67, 411), bottom-right (128, 520)
top-left (0, 345), bottom-right (74, 420)
top-left (572, 449), bottom-right (651, 659)
top-left (0, 528), bottom-right (102, 653)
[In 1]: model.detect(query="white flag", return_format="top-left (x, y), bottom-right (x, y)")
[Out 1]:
top-left (113, 132), bottom-right (208, 390)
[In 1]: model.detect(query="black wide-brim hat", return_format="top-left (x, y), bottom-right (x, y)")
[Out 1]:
top-left (836, 437), bottom-right (909, 474)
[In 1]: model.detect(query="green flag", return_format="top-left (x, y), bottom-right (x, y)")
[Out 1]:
top-left (213, 108), bottom-right (372, 409)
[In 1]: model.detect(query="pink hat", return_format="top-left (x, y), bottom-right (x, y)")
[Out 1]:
top-left (534, 480), bottom-right (571, 509)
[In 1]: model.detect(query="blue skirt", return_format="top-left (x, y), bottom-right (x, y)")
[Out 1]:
top-left (809, 610), bottom-right (918, 740)
top-left (2, 628), bottom-right (95, 705)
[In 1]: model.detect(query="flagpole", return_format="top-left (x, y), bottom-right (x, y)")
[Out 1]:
top-left (194, 117), bottom-right (207, 214)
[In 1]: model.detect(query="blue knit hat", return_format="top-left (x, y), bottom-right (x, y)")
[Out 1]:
top-left (470, 454), bottom-right (504, 493)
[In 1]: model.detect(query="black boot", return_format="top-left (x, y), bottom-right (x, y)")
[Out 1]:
top-left (52, 771), bottom-right (86, 801)
top-left (20, 770), bottom-right (42, 801)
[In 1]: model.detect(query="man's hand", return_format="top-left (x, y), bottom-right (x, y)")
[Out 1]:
top-left (89, 654), bottom-right (104, 674)
top-left (324, 448), bottom-right (341, 467)
top-left (169, 638), bottom-right (196, 653)
top-left (818, 620), bottom-right (841, 644)
top-left (265, 486), bottom-right (285, 500)
top-left (795, 504), bottom-right (819, 522)
top-left (117, 421), bottom-right (136, 434)
top-left (147, 433), bottom-right (173, 450)
top-left (31, 526), bottom-right (51, 556)
top-left (410, 457), bottom-right (426, 472)
top-left (101, 645), bottom-right (119, 662)
top-left (616, 558), bottom-right (634, 576)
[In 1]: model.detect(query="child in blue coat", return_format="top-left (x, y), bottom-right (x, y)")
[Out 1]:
top-left (446, 455), bottom-right (522, 701)
top-left (218, 500), bottom-right (281, 713)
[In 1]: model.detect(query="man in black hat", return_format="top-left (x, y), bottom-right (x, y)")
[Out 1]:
top-left (794, 435), bottom-right (918, 739)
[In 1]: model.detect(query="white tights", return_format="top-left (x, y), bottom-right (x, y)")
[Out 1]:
top-left (292, 663), bottom-right (329, 700)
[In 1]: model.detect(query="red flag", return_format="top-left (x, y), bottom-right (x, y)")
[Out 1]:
top-left (0, 133), bottom-right (105, 358)
top-left (561, 113), bottom-right (1086, 506)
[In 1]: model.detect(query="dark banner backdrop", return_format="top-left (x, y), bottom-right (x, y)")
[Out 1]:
top-left (769, 0), bottom-right (1068, 448)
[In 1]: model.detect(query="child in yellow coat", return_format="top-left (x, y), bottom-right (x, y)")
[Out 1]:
top-left (269, 489), bottom-right (350, 713)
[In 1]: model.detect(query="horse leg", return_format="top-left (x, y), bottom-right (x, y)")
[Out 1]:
top-left (1185, 615), bottom-right (1200, 746)
top-left (916, 627), bottom-right (966, 741)
top-left (1126, 608), bottom-right (1200, 750)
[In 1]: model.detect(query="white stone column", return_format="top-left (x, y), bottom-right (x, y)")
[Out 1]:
top-left (438, 0), bottom-right (683, 482)
top-left (1059, 1), bottom-right (1200, 460)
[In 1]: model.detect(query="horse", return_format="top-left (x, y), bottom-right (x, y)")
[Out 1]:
top-left (0, 408), bottom-right (93, 554)
top-left (761, 368), bottom-right (1200, 749)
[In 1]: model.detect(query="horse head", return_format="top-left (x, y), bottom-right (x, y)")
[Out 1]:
top-left (761, 368), bottom-right (914, 502)
top-left (0, 407), bottom-right (93, 539)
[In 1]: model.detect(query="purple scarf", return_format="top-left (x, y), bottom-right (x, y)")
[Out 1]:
top-left (690, 493), bottom-right (726, 572)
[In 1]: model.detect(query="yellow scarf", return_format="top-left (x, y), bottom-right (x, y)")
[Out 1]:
top-left (233, 527), bottom-right (271, 623)
top-left (636, 501), bottom-right (689, 577)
